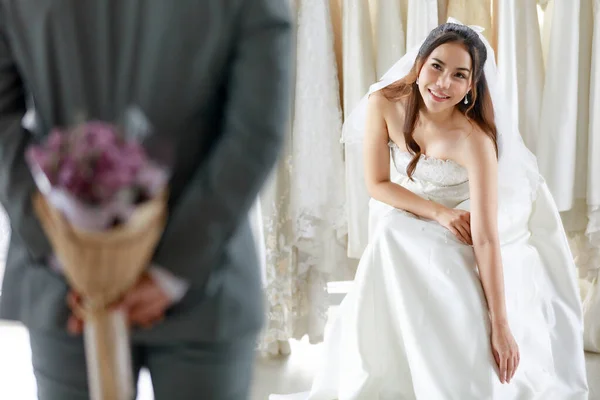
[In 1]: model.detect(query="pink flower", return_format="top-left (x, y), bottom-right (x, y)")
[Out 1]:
top-left (84, 121), bottom-right (119, 148)
top-left (26, 116), bottom-right (170, 217)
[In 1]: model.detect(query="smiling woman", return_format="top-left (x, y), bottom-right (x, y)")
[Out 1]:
top-left (378, 24), bottom-right (497, 180)
top-left (270, 21), bottom-right (588, 400)
top-left (420, 52), bottom-right (471, 103)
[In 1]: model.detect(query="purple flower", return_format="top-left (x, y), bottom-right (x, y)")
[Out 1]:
top-left (84, 121), bottom-right (118, 148)
top-left (26, 117), bottom-right (170, 211)
top-left (57, 156), bottom-right (92, 200)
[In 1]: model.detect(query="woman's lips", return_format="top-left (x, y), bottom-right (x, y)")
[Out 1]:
top-left (428, 89), bottom-right (450, 102)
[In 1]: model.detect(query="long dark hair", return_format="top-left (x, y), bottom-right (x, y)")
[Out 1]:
top-left (381, 23), bottom-right (498, 179)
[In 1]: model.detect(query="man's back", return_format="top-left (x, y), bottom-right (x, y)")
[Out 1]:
top-left (0, 0), bottom-right (293, 343)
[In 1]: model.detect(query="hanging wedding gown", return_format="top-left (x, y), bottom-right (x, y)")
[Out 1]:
top-left (288, 0), bottom-right (347, 342)
top-left (537, 0), bottom-right (592, 213)
top-left (587, 0), bottom-right (600, 276)
top-left (271, 143), bottom-right (588, 400)
top-left (496, 0), bottom-right (544, 151)
top-left (345, 0), bottom-right (433, 259)
top-left (343, 0), bottom-right (376, 259)
top-left (537, 0), bottom-right (600, 352)
top-left (344, 0), bottom-right (407, 257)
top-left (538, 0), bottom-right (553, 65)
top-left (345, 0), bottom-right (407, 260)
top-left (343, 0), bottom-right (376, 118)
top-left (372, 0), bottom-right (406, 77)
top-left (258, 0), bottom-right (347, 355)
top-left (257, 80), bottom-right (298, 355)
top-left (256, 136), bottom-right (298, 356)
top-left (578, 0), bottom-right (600, 353)
top-left (289, 0), bottom-right (347, 277)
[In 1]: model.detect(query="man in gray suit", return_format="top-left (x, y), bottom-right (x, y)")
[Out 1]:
top-left (0, 1), bottom-right (293, 399)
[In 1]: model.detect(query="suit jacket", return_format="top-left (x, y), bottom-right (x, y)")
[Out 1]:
top-left (0, 0), bottom-right (293, 343)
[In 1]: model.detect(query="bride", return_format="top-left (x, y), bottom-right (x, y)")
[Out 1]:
top-left (271, 21), bottom-right (589, 399)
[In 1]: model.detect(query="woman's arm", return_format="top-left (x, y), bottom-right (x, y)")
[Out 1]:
top-left (363, 93), bottom-right (443, 221)
top-left (461, 130), bottom-right (507, 323)
top-left (461, 130), bottom-right (520, 384)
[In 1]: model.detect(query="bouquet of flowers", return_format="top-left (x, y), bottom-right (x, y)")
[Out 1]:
top-left (26, 110), bottom-right (169, 400)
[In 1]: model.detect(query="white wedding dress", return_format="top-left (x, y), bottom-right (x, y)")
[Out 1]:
top-left (271, 142), bottom-right (588, 399)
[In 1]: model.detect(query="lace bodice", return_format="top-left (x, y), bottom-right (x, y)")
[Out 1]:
top-left (389, 142), bottom-right (470, 208)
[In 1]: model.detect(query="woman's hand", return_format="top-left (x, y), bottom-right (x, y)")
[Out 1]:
top-left (434, 206), bottom-right (472, 245)
top-left (491, 322), bottom-right (520, 384)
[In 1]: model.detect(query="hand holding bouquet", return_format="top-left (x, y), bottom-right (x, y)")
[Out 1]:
top-left (26, 110), bottom-right (169, 400)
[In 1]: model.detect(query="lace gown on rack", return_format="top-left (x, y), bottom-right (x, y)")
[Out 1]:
top-left (271, 143), bottom-right (588, 399)
top-left (258, 0), bottom-right (347, 355)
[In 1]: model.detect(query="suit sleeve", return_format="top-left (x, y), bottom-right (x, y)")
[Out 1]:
top-left (151, 0), bottom-right (293, 286)
top-left (0, 15), bottom-right (52, 262)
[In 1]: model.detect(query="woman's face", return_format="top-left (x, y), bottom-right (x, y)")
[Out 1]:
top-left (417, 42), bottom-right (473, 113)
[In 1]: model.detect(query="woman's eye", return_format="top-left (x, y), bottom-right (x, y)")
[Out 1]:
top-left (456, 73), bottom-right (466, 79)
top-left (432, 63), bottom-right (442, 70)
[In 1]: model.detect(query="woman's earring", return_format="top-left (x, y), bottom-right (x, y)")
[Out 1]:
top-left (416, 78), bottom-right (419, 85)
top-left (463, 93), bottom-right (469, 105)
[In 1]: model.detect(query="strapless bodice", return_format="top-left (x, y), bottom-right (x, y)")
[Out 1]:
top-left (389, 142), bottom-right (470, 208)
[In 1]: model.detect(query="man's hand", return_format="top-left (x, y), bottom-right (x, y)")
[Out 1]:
top-left (66, 291), bottom-right (85, 335)
top-left (120, 272), bottom-right (174, 328)
top-left (66, 272), bottom-right (173, 335)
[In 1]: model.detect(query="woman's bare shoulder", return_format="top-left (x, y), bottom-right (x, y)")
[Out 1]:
top-left (369, 91), bottom-right (405, 110)
top-left (369, 91), bottom-right (407, 128)
top-left (368, 90), bottom-right (392, 108)
top-left (460, 124), bottom-right (498, 165)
